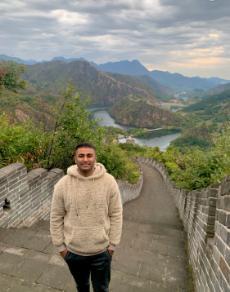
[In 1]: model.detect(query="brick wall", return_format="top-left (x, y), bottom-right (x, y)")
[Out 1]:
top-left (0, 163), bottom-right (63, 228)
top-left (138, 158), bottom-right (230, 292)
top-left (118, 169), bottom-right (143, 204)
top-left (0, 163), bottom-right (143, 228)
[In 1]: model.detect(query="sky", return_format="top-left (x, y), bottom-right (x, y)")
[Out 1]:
top-left (1, 0), bottom-right (230, 79)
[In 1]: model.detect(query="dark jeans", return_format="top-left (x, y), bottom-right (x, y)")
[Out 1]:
top-left (64, 250), bottom-right (112, 292)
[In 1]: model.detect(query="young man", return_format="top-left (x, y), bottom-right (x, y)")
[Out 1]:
top-left (50, 143), bottom-right (123, 292)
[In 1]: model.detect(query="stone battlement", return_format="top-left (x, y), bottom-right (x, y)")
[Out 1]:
top-left (138, 157), bottom-right (229, 292)
top-left (0, 163), bottom-right (143, 229)
top-left (0, 163), bottom-right (63, 228)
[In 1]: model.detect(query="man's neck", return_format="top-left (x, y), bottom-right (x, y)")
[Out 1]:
top-left (78, 168), bottom-right (95, 177)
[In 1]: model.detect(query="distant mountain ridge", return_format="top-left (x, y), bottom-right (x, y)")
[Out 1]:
top-left (150, 70), bottom-right (229, 91)
top-left (0, 54), bottom-right (37, 65)
top-left (97, 60), bottom-right (229, 91)
top-left (23, 60), bottom-right (157, 106)
top-left (1, 54), bottom-right (229, 92)
top-left (108, 73), bottom-right (173, 100)
top-left (1, 56), bottom-right (229, 130)
top-left (98, 59), bottom-right (150, 76)
top-left (1, 59), bottom-right (178, 128)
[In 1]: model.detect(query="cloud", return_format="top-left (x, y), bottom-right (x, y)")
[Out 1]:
top-left (0, 0), bottom-right (230, 78)
top-left (50, 9), bottom-right (89, 25)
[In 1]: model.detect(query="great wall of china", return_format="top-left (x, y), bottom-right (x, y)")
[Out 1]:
top-left (0, 160), bottom-right (229, 291)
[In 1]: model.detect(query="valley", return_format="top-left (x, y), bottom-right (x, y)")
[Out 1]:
top-left (1, 56), bottom-right (229, 151)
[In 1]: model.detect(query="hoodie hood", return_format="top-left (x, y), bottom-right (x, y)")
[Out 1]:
top-left (67, 162), bottom-right (106, 181)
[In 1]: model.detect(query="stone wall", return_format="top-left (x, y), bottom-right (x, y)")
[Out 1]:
top-left (0, 163), bottom-right (143, 228)
top-left (138, 157), bottom-right (230, 292)
top-left (118, 169), bottom-right (143, 205)
top-left (0, 163), bottom-right (63, 228)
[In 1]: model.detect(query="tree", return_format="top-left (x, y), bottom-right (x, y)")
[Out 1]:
top-left (0, 61), bottom-right (26, 92)
top-left (0, 114), bottom-right (48, 168)
top-left (46, 85), bottom-right (104, 169)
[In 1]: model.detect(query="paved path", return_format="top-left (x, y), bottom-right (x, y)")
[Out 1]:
top-left (112, 163), bottom-right (188, 291)
top-left (0, 163), bottom-right (189, 291)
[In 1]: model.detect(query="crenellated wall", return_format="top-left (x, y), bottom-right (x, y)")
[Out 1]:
top-left (138, 157), bottom-right (230, 292)
top-left (0, 163), bottom-right (64, 228)
top-left (0, 163), bottom-right (143, 228)
top-left (118, 170), bottom-right (143, 205)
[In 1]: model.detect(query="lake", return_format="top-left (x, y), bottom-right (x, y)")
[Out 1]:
top-left (92, 110), bottom-right (130, 130)
top-left (92, 109), bottom-right (180, 151)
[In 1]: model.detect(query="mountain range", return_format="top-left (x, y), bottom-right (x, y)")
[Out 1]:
top-left (1, 57), bottom-right (177, 128)
top-left (98, 60), bottom-right (229, 91)
top-left (1, 54), bottom-right (229, 93)
top-left (22, 60), bottom-right (158, 106)
top-left (1, 54), bottom-right (229, 130)
top-left (0, 54), bottom-right (37, 65)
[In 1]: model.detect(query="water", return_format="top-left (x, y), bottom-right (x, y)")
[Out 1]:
top-left (133, 133), bottom-right (180, 151)
top-left (92, 110), bottom-right (130, 130)
top-left (91, 109), bottom-right (180, 151)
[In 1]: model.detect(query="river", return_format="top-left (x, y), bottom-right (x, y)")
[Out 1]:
top-left (92, 109), bottom-right (180, 151)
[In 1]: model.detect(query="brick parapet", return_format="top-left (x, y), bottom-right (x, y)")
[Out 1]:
top-left (0, 163), bottom-right (143, 228)
top-left (0, 164), bottom-right (64, 228)
top-left (138, 157), bottom-right (230, 292)
top-left (118, 169), bottom-right (143, 205)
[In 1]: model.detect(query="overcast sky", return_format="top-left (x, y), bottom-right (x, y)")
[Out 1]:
top-left (1, 0), bottom-right (230, 79)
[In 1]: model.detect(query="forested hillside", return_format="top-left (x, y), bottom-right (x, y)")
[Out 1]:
top-left (23, 60), bottom-right (157, 106)
top-left (1, 61), bottom-right (229, 191)
top-left (0, 62), bottom-right (141, 183)
top-left (110, 98), bottom-right (181, 128)
top-left (108, 73), bottom-right (173, 100)
top-left (183, 90), bottom-right (230, 121)
top-left (172, 89), bottom-right (230, 148)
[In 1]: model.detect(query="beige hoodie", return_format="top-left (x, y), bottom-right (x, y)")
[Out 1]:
top-left (50, 163), bottom-right (123, 255)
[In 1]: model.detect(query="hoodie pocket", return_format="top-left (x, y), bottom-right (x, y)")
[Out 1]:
top-left (68, 226), bottom-right (109, 253)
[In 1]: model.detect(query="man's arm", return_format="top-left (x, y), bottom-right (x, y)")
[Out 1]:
top-left (50, 183), bottom-right (66, 254)
top-left (108, 178), bottom-right (123, 253)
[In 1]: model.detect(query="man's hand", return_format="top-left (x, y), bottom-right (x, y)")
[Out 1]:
top-left (107, 248), bottom-right (114, 256)
top-left (59, 248), bottom-right (68, 258)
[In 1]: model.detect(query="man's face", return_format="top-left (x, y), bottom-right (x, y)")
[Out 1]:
top-left (74, 147), bottom-right (96, 176)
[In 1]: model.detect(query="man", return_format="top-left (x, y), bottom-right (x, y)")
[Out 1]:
top-left (50, 143), bottom-right (123, 292)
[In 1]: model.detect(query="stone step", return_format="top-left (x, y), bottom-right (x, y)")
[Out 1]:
top-left (110, 269), bottom-right (186, 292)
top-left (0, 245), bottom-right (76, 291)
top-left (0, 221), bottom-right (52, 254)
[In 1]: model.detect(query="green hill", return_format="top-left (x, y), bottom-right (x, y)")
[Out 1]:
top-left (110, 97), bottom-right (181, 128)
top-left (23, 60), bottom-right (157, 106)
top-left (109, 73), bottom-right (174, 100)
top-left (182, 90), bottom-right (230, 123)
top-left (171, 89), bottom-right (230, 148)
top-left (1, 60), bottom-right (180, 129)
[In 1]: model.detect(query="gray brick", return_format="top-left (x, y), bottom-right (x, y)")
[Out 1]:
top-left (225, 246), bottom-right (230, 267)
top-left (218, 210), bottom-right (227, 225)
top-left (220, 225), bottom-right (229, 244)
top-left (219, 267), bottom-right (230, 292)
top-left (215, 235), bottom-right (226, 256)
top-left (213, 277), bottom-right (223, 292)
top-left (207, 215), bottom-right (216, 225)
top-left (226, 213), bottom-right (230, 228)
top-left (209, 206), bottom-right (217, 216)
top-left (208, 188), bottom-right (218, 198)
top-left (220, 178), bottom-right (230, 196)
top-left (222, 195), bottom-right (230, 211)
top-left (219, 256), bottom-right (230, 284)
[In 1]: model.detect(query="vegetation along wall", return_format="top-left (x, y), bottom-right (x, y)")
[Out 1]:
top-left (139, 157), bottom-right (229, 292)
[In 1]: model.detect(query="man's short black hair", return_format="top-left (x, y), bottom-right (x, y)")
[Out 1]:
top-left (75, 143), bottom-right (96, 152)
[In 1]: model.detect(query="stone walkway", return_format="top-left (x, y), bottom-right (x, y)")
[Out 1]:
top-left (0, 163), bottom-right (189, 291)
